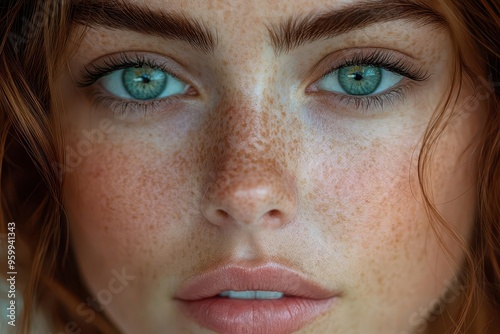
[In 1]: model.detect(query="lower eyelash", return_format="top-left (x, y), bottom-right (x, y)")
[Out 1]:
top-left (81, 50), bottom-right (426, 117)
top-left (313, 50), bottom-right (430, 113)
top-left (328, 83), bottom-right (415, 113)
top-left (89, 91), bottom-right (184, 119)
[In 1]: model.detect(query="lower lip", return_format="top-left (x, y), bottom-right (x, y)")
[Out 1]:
top-left (177, 296), bottom-right (335, 334)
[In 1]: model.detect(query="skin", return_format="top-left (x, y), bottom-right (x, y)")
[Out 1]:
top-left (58, 0), bottom-right (486, 333)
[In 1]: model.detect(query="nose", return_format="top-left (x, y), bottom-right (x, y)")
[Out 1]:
top-left (201, 107), bottom-right (298, 230)
top-left (202, 166), bottom-right (297, 229)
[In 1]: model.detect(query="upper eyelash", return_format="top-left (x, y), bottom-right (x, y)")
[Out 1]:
top-left (311, 50), bottom-right (430, 112)
top-left (76, 50), bottom-right (428, 115)
top-left (78, 50), bottom-right (427, 88)
top-left (76, 53), bottom-right (180, 88)
top-left (323, 49), bottom-right (430, 82)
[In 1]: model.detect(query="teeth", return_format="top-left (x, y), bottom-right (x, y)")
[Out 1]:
top-left (218, 290), bottom-right (284, 299)
top-left (255, 291), bottom-right (284, 299)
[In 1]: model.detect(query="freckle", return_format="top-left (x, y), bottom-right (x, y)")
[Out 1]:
top-left (377, 273), bottom-right (383, 286)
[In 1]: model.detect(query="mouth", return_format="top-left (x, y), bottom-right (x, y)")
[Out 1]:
top-left (174, 262), bottom-right (339, 334)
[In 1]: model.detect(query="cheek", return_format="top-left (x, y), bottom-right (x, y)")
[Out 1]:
top-left (306, 122), bottom-right (476, 309)
top-left (308, 138), bottom-right (425, 261)
top-left (62, 136), bottom-right (203, 279)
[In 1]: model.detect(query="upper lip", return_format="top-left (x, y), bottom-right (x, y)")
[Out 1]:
top-left (174, 262), bottom-right (339, 301)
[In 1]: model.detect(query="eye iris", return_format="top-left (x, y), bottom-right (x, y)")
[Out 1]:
top-left (338, 65), bottom-right (382, 95)
top-left (122, 66), bottom-right (168, 100)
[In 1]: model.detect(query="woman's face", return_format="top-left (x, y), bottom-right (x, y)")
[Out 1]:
top-left (59, 0), bottom-right (486, 333)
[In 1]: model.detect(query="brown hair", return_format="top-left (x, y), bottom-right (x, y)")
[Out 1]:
top-left (0, 0), bottom-right (498, 333)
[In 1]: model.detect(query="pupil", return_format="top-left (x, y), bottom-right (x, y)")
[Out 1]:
top-left (140, 75), bottom-right (150, 84)
top-left (354, 72), bottom-right (363, 81)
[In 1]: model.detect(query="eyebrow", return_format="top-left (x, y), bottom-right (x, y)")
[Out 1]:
top-left (267, 0), bottom-right (447, 54)
top-left (70, 0), bottom-right (217, 53)
top-left (70, 0), bottom-right (446, 56)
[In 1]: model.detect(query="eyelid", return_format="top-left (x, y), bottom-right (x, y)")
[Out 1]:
top-left (75, 51), bottom-right (200, 92)
top-left (306, 47), bottom-right (428, 88)
top-left (87, 90), bottom-right (187, 121)
top-left (317, 81), bottom-right (415, 113)
top-left (323, 49), bottom-right (428, 82)
top-left (73, 51), bottom-right (202, 119)
top-left (305, 48), bottom-right (431, 113)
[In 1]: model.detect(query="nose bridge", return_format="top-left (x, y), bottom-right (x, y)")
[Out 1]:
top-left (200, 98), bottom-right (299, 229)
top-left (207, 89), bottom-right (290, 166)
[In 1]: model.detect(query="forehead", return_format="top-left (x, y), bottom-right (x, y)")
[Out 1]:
top-left (104, 0), bottom-right (441, 26)
top-left (127, 0), bottom-right (356, 14)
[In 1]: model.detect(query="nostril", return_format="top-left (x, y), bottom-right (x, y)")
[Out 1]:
top-left (216, 209), bottom-right (229, 219)
top-left (268, 209), bottom-right (281, 218)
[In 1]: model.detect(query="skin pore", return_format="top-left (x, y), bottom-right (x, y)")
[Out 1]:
top-left (58, 0), bottom-right (485, 333)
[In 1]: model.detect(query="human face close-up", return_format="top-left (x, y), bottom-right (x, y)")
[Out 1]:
top-left (58, 0), bottom-right (486, 333)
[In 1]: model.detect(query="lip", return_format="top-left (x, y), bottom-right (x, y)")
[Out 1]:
top-left (174, 262), bottom-right (339, 334)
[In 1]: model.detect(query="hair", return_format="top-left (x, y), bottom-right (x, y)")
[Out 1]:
top-left (0, 0), bottom-right (498, 333)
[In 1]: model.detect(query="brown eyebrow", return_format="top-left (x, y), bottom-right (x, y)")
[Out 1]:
top-left (266, 0), bottom-right (447, 55)
top-left (70, 0), bottom-right (446, 56)
top-left (70, 0), bottom-right (217, 53)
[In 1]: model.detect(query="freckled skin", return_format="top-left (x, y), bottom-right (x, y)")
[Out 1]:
top-left (59, 0), bottom-right (486, 333)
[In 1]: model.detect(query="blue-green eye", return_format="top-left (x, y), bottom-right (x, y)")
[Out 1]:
top-left (338, 65), bottom-right (381, 95)
top-left (318, 65), bottom-right (403, 96)
top-left (100, 66), bottom-right (188, 100)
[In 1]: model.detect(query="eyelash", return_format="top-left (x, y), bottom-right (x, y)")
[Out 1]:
top-left (77, 53), bottom-right (190, 118)
top-left (77, 53), bottom-right (180, 87)
top-left (315, 49), bottom-right (430, 111)
top-left (325, 49), bottom-right (429, 81)
top-left (77, 50), bottom-right (429, 117)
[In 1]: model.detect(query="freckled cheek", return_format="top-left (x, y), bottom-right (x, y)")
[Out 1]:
top-left (63, 141), bottom-right (195, 269)
top-left (309, 144), bottom-right (431, 273)
top-left (311, 136), bottom-right (474, 303)
top-left (313, 144), bottom-right (420, 230)
top-left (307, 148), bottom-right (450, 314)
